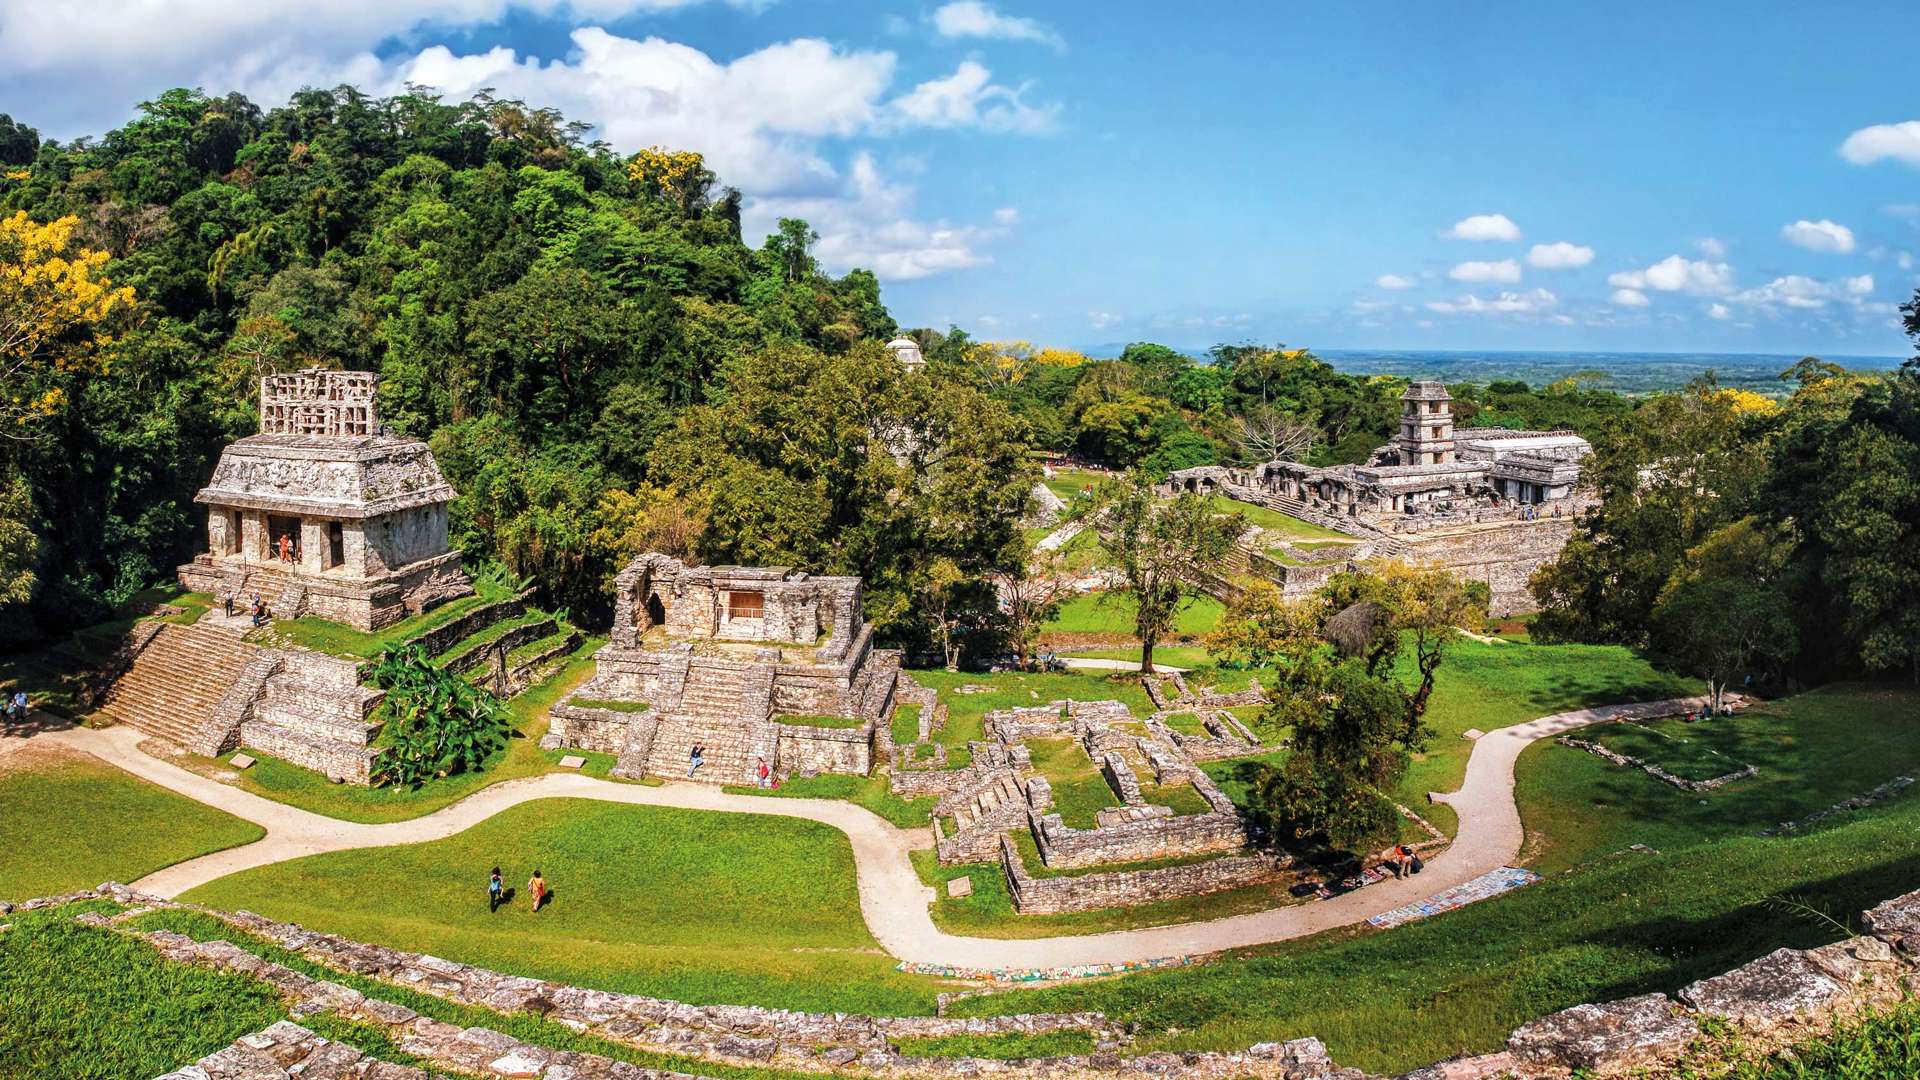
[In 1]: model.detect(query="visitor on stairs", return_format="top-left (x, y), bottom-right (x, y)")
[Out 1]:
top-left (528, 870), bottom-right (548, 913)
top-left (222, 588), bottom-right (234, 618)
top-left (688, 745), bottom-right (704, 777)
top-left (488, 867), bottom-right (503, 913)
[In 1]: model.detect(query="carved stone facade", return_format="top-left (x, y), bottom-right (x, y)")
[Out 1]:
top-left (178, 367), bottom-right (471, 630)
top-left (548, 554), bottom-right (897, 785)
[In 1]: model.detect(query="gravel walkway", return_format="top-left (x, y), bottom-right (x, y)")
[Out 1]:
top-left (33, 694), bottom-right (1707, 969)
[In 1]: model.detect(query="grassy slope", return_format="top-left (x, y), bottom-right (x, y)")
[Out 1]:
top-left (906, 667), bottom-right (1156, 769)
top-left (0, 747), bottom-right (264, 901)
top-left (0, 907), bottom-right (285, 1080)
top-left (957, 768), bottom-right (1920, 1073)
top-left (256, 591), bottom-right (499, 658)
top-left (1201, 494), bottom-right (1351, 538)
top-left (1043, 592), bottom-right (1225, 639)
top-left (181, 797), bottom-right (941, 1015)
top-left (191, 640), bottom-right (604, 823)
top-left (1517, 684), bottom-right (1920, 873)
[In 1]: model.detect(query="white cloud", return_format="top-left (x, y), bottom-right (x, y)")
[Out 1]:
top-left (1889, 204), bottom-right (1920, 221)
top-left (1611, 288), bottom-right (1650, 308)
top-left (1900, 252), bottom-right (1916, 272)
top-left (931, 2), bottom-right (1063, 49)
top-left (1707, 303), bottom-right (1732, 320)
top-left (1780, 218), bottom-right (1856, 254)
top-left (992, 207), bottom-right (1020, 224)
top-left (1350, 299), bottom-right (1393, 313)
top-left (1425, 288), bottom-right (1556, 315)
top-left (750, 152), bottom-right (1004, 279)
top-left (1449, 258), bottom-right (1522, 283)
top-left (1840, 121), bottom-right (1920, 167)
top-left (1375, 273), bottom-right (1415, 290)
top-left (1527, 241), bottom-right (1594, 269)
top-left (889, 59), bottom-right (1059, 134)
top-left (1087, 310), bottom-right (1119, 329)
top-left (1607, 255), bottom-right (1734, 295)
top-left (1732, 273), bottom-right (1874, 311)
top-left (1443, 213), bottom-right (1522, 242)
top-left (1696, 237), bottom-right (1727, 258)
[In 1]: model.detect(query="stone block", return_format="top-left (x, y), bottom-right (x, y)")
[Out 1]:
top-left (947, 876), bottom-right (974, 898)
top-left (1863, 889), bottom-right (1920, 950)
top-left (558, 754), bottom-right (586, 769)
top-left (1679, 948), bottom-right (1846, 1028)
top-left (1506, 993), bottom-right (1696, 1070)
top-left (228, 753), bottom-right (256, 769)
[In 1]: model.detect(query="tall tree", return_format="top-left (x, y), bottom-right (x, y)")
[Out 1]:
top-left (1095, 474), bottom-right (1243, 673)
top-left (1650, 517), bottom-right (1798, 709)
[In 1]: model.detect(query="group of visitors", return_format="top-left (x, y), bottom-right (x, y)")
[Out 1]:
top-left (3, 690), bottom-right (29, 724)
top-left (1387, 844), bottom-right (1424, 879)
top-left (276, 533), bottom-right (297, 564)
top-left (1684, 703), bottom-right (1736, 723)
top-left (487, 866), bottom-right (549, 913)
top-left (218, 589), bottom-right (271, 627)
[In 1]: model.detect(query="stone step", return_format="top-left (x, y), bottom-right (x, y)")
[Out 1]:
top-left (100, 623), bottom-right (259, 747)
top-left (239, 719), bottom-right (382, 784)
top-left (646, 717), bottom-right (765, 785)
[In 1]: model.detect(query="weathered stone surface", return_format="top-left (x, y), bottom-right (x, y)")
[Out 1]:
top-left (1506, 993), bottom-right (1696, 1070)
top-left (1863, 889), bottom-right (1920, 950)
top-left (1394, 1050), bottom-right (1517, 1079)
top-left (1679, 948), bottom-right (1846, 1027)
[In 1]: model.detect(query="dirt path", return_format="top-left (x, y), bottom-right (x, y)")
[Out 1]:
top-left (33, 695), bottom-right (1707, 969)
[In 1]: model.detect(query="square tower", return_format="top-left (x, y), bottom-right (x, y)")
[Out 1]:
top-left (1394, 381), bottom-right (1456, 466)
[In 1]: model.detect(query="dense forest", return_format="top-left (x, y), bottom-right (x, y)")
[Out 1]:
top-left (2, 85), bottom-right (1915, 687)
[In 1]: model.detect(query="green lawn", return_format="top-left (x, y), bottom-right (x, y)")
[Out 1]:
top-left (724, 771), bottom-right (935, 829)
top-left (1027, 737), bottom-right (1119, 828)
top-left (0, 746), bottom-right (265, 901)
top-left (1057, 645), bottom-right (1216, 668)
top-left (1589, 716), bottom-right (1752, 782)
top-left (907, 667), bottom-right (1155, 769)
top-left (1201, 495), bottom-right (1352, 539)
top-left (1517, 685), bottom-right (1920, 873)
top-left (182, 797), bottom-right (941, 1015)
top-left (1040, 468), bottom-right (1109, 502)
top-left (1044, 591), bottom-right (1225, 639)
top-left (189, 640), bottom-right (604, 823)
top-left (0, 905), bottom-right (287, 1079)
top-left (957, 761), bottom-right (1920, 1073)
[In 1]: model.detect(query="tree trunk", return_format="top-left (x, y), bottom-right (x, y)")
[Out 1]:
top-left (1140, 636), bottom-right (1156, 675)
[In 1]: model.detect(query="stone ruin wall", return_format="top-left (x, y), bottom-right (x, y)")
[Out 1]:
top-left (1031, 805), bottom-right (1248, 869)
top-left (1405, 517), bottom-right (1573, 616)
top-left (776, 722), bottom-right (874, 775)
top-left (240, 648), bottom-right (383, 783)
top-left (48, 878), bottom-right (1920, 1080)
top-left (1000, 836), bottom-right (1284, 915)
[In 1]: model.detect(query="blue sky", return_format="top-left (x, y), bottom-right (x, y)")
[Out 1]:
top-left (5, 1), bottom-right (1917, 356)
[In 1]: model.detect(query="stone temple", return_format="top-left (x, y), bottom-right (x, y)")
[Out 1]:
top-left (546, 554), bottom-right (901, 784)
top-left (178, 368), bottom-right (472, 629)
top-left (1165, 381), bottom-right (1593, 613)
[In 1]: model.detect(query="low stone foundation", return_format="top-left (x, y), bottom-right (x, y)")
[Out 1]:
top-left (776, 721), bottom-right (874, 775)
top-left (1000, 836), bottom-right (1285, 914)
top-left (1557, 734), bottom-right (1758, 792)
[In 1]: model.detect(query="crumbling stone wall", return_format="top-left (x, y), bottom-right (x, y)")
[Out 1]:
top-left (1000, 837), bottom-right (1283, 914)
top-left (777, 722), bottom-right (873, 775)
top-left (1030, 805), bottom-right (1247, 869)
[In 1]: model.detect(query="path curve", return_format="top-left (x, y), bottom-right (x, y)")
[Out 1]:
top-left (36, 695), bottom-right (1706, 969)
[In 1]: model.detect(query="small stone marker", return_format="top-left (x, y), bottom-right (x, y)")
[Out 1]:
top-left (947, 877), bottom-right (974, 898)
top-left (558, 755), bottom-right (586, 769)
top-left (229, 753), bottom-right (256, 769)
top-left (1462, 728), bottom-right (1485, 741)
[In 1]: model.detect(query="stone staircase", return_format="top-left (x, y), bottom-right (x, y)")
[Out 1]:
top-left (935, 769), bottom-right (1031, 863)
top-left (677, 661), bottom-right (772, 722)
top-left (644, 714), bottom-right (769, 785)
top-left (240, 653), bottom-right (385, 784)
top-left (99, 624), bottom-right (261, 748)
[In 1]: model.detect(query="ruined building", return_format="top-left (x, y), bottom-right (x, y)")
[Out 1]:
top-left (546, 554), bottom-right (901, 785)
top-left (1164, 381), bottom-right (1592, 613)
top-left (177, 368), bottom-right (472, 629)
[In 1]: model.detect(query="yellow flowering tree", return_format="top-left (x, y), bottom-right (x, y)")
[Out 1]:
top-left (964, 340), bottom-right (1089, 389)
top-left (0, 210), bottom-right (136, 437)
top-left (626, 147), bottom-right (714, 214)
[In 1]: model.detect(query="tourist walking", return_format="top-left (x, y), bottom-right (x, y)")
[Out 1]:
top-left (222, 588), bottom-right (234, 618)
top-left (688, 745), bottom-right (704, 777)
top-left (488, 867), bottom-right (503, 913)
top-left (527, 869), bottom-right (548, 914)
top-left (756, 757), bottom-right (770, 788)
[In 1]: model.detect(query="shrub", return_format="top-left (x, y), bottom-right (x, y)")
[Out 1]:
top-left (370, 643), bottom-right (509, 787)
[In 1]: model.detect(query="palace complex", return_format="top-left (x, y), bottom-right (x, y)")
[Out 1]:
top-left (1165, 381), bottom-right (1592, 613)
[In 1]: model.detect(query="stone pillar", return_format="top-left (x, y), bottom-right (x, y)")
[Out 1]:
top-left (300, 518), bottom-right (327, 574)
top-left (207, 512), bottom-right (231, 558)
top-left (341, 522), bottom-right (369, 578)
top-left (240, 511), bottom-right (265, 562)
